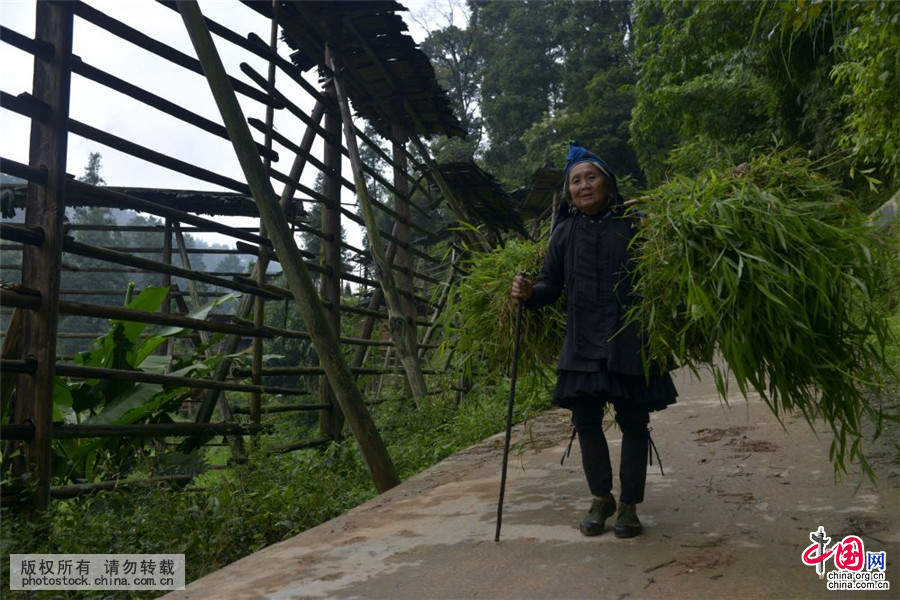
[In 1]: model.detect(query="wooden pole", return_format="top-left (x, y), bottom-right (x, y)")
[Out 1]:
top-left (320, 40), bottom-right (345, 438)
top-left (13, 1), bottom-right (73, 513)
top-left (50, 475), bottom-right (193, 500)
top-left (1, 309), bottom-right (24, 484)
top-left (391, 126), bottom-right (419, 352)
top-left (1, 309), bottom-right (23, 413)
top-left (419, 249), bottom-right (457, 359)
top-left (326, 48), bottom-right (427, 407)
top-left (177, 1), bottom-right (399, 492)
top-left (251, 0), bottom-right (280, 429)
top-left (187, 101), bottom-right (325, 438)
top-left (351, 227), bottom-right (399, 370)
top-left (171, 223), bottom-right (211, 347)
top-left (53, 364), bottom-right (307, 396)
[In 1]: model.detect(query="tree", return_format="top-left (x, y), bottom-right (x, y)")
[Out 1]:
top-left (630, 1), bottom-right (779, 183)
top-left (78, 151), bottom-right (106, 186)
top-left (472, 0), bottom-right (559, 185)
top-left (521, 0), bottom-right (640, 182)
top-left (823, 1), bottom-right (900, 181)
top-left (418, 1), bottom-right (641, 186)
top-left (417, 0), bottom-right (485, 162)
top-left (629, 0), bottom-right (898, 202)
top-left (354, 125), bottom-right (394, 281)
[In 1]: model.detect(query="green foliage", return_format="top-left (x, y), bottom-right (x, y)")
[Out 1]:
top-left (1, 443), bottom-right (374, 598)
top-left (418, 3), bottom-right (484, 161)
top-left (0, 370), bottom-right (553, 597)
top-left (442, 238), bottom-right (564, 380)
top-left (662, 134), bottom-right (745, 178)
top-left (374, 371), bottom-right (553, 479)
top-left (888, 314), bottom-right (900, 380)
top-left (830, 1), bottom-right (900, 179)
top-left (628, 151), bottom-right (899, 476)
top-left (470, 0), bottom-right (640, 187)
top-left (630, 0), bottom-right (897, 198)
top-left (53, 289), bottom-right (237, 483)
top-left (474, 0), bottom-right (558, 184)
top-left (521, 61), bottom-right (640, 182)
top-left (631, 0), bottom-right (778, 184)
top-left (519, 0), bottom-right (640, 182)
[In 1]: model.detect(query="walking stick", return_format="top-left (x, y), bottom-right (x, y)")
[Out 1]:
top-left (494, 298), bottom-right (523, 542)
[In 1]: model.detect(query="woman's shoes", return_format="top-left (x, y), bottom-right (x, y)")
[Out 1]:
top-left (579, 497), bottom-right (645, 538)
top-left (613, 503), bottom-right (643, 538)
top-left (579, 495), bottom-right (617, 536)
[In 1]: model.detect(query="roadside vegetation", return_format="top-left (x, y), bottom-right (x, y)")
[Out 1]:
top-left (1, 370), bottom-right (553, 596)
top-left (2, 0), bottom-right (899, 596)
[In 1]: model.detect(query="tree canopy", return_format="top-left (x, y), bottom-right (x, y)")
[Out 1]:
top-left (416, 0), bottom-right (898, 205)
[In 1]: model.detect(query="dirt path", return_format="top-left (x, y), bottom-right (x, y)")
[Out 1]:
top-left (165, 369), bottom-right (898, 599)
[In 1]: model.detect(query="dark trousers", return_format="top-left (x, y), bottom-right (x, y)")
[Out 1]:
top-left (570, 398), bottom-right (650, 505)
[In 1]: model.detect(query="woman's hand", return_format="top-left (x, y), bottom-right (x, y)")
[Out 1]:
top-left (510, 275), bottom-right (533, 300)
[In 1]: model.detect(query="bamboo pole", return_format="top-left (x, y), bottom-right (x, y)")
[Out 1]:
top-left (234, 244), bottom-right (437, 306)
top-left (0, 309), bottom-right (23, 411)
top-left (232, 403), bottom-right (331, 415)
top-left (70, 56), bottom-right (277, 161)
top-left (351, 226), bottom-right (399, 370)
top-left (13, 1), bottom-right (73, 514)
top-left (326, 48), bottom-right (427, 407)
top-left (53, 364), bottom-right (308, 396)
top-left (56, 299), bottom-right (272, 337)
top-left (419, 248), bottom-right (457, 359)
top-left (240, 60), bottom-right (434, 214)
top-left (161, 219), bottom-right (174, 357)
top-left (1, 309), bottom-right (25, 486)
top-left (61, 237), bottom-right (280, 299)
top-left (50, 423), bottom-right (266, 439)
top-left (273, 438), bottom-right (332, 454)
top-left (50, 475), bottom-right (193, 499)
top-left (391, 126), bottom-right (419, 355)
top-left (171, 223), bottom-right (210, 354)
top-left (320, 42), bottom-right (345, 438)
top-left (232, 366), bottom-right (441, 377)
top-left (185, 101), bottom-right (327, 441)
top-left (177, 1), bottom-right (399, 492)
top-left (251, 0), bottom-right (281, 430)
top-left (71, 1), bottom-right (279, 108)
top-left (65, 179), bottom-right (275, 245)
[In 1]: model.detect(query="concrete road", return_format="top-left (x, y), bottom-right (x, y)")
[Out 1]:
top-left (165, 369), bottom-right (898, 599)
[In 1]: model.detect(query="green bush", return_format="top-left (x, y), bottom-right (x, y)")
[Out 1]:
top-left (1, 445), bottom-right (374, 598)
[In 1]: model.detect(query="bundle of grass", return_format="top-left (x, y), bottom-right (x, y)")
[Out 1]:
top-left (443, 238), bottom-right (565, 380)
top-left (627, 151), bottom-right (899, 475)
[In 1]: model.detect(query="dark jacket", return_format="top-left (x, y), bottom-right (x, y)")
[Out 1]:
top-left (524, 207), bottom-right (660, 376)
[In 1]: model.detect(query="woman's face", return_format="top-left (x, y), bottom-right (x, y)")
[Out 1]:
top-left (568, 162), bottom-right (611, 216)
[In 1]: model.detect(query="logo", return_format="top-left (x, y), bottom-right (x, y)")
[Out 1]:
top-left (801, 526), bottom-right (890, 591)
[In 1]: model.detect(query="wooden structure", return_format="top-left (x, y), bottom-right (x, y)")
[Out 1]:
top-left (0, 0), bottom-right (516, 511)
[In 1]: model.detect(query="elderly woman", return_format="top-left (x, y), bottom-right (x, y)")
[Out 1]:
top-left (511, 143), bottom-right (677, 538)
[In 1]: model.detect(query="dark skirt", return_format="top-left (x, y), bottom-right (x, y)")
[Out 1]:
top-left (553, 362), bottom-right (677, 413)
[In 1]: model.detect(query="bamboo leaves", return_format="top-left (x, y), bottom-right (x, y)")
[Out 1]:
top-left (443, 238), bottom-right (565, 381)
top-left (628, 152), bottom-right (898, 475)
